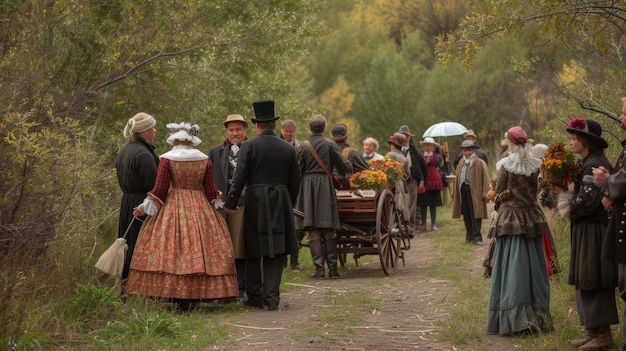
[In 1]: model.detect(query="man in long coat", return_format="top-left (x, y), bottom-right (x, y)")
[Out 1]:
top-left (595, 97), bottom-right (626, 351)
top-left (224, 99), bottom-right (301, 311)
top-left (452, 140), bottom-right (491, 245)
top-left (209, 114), bottom-right (248, 299)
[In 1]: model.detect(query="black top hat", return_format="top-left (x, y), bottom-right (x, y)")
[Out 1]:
top-left (252, 99), bottom-right (280, 124)
top-left (566, 118), bottom-right (608, 149)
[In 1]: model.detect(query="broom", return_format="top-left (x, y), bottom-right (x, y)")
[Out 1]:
top-left (95, 216), bottom-right (141, 276)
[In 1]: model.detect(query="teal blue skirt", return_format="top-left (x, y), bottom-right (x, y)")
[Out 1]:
top-left (487, 234), bottom-right (554, 335)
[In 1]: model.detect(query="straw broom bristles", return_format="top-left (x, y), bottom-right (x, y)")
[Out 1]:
top-left (95, 238), bottom-right (128, 276)
top-left (95, 216), bottom-right (140, 276)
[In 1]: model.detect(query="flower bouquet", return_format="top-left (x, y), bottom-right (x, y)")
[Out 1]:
top-left (540, 141), bottom-right (580, 188)
top-left (349, 157), bottom-right (406, 191)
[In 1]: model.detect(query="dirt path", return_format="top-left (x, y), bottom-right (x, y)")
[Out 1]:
top-left (208, 232), bottom-right (514, 351)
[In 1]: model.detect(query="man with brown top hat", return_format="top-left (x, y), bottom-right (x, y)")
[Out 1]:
top-left (452, 139), bottom-right (491, 245)
top-left (209, 114), bottom-right (249, 300)
top-left (398, 125), bottom-right (427, 236)
top-left (224, 99), bottom-right (301, 311)
top-left (331, 123), bottom-right (369, 173)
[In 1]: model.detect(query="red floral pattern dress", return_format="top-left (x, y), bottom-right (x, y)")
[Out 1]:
top-left (127, 155), bottom-right (238, 300)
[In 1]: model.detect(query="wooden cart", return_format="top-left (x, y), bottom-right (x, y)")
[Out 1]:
top-left (334, 187), bottom-right (410, 275)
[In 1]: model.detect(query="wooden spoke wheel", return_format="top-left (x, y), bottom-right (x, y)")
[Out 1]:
top-left (375, 188), bottom-right (402, 275)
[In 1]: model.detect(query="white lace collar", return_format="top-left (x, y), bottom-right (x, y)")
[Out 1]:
top-left (160, 145), bottom-right (208, 161)
top-left (496, 144), bottom-right (542, 176)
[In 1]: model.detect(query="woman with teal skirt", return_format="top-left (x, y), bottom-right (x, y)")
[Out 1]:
top-left (487, 126), bottom-right (554, 335)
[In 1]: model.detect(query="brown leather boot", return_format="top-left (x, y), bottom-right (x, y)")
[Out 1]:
top-left (324, 237), bottom-right (340, 279)
top-left (309, 239), bottom-right (325, 279)
top-left (579, 326), bottom-right (613, 351)
top-left (569, 330), bottom-right (593, 347)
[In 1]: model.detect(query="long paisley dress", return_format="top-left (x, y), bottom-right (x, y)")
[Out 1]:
top-left (127, 146), bottom-right (238, 300)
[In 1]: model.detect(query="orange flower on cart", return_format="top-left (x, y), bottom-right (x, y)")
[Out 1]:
top-left (350, 157), bottom-right (406, 190)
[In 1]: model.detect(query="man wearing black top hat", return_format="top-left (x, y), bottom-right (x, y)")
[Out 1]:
top-left (224, 99), bottom-right (301, 311)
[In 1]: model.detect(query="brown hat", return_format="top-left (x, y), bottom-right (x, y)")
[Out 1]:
top-left (464, 129), bottom-right (477, 139)
top-left (223, 114), bottom-right (248, 128)
top-left (398, 125), bottom-right (414, 136)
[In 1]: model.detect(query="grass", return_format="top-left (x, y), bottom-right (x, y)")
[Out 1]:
top-left (5, 202), bottom-right (624, 350)
top-left (427, 204), bottom-right (623, 350)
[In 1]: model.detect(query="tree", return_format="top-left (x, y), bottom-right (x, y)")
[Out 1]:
top-left (0, 2), bottom-right (328, 340)
top-left (436, 0), bottom-right (626, 123)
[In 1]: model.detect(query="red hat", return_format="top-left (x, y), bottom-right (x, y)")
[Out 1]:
top-left (506, 126), bottom-right (528, 146)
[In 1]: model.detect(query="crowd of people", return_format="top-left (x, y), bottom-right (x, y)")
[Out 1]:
top-left (112, 96), bottom-right (626, 351)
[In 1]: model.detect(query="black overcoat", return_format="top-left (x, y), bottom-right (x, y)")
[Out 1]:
top-left (602, 139), bottom-right (626, 264)
top-left (208, 140), bottom-right (245, 208)
top-left (225, 130), bottom-right (301, 258)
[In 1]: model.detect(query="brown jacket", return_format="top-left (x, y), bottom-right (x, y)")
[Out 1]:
top-left (452, 157), bottom-right (491, 219)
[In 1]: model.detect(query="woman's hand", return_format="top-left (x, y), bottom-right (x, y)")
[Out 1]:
top-left (133, 205), bottom-right (146, 217)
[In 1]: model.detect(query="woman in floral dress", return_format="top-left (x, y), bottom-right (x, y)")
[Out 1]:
top-left (128, 122), bottom-right (238, 310)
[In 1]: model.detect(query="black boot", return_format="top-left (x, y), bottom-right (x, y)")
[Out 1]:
top-left (324, 237), bottom-right (340, 279)
top-left (290, 251), bottom-right (301, 271)
top-left (309, 239), bottom-right (325, 279)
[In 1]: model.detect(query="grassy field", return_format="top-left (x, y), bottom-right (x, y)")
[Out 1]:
top-left (430, 204), bottom-right (624, 350)
top-left (3, 203), bottom-right (624, 350)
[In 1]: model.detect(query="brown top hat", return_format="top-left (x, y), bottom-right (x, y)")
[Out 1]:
top-left (252, 99), bottom-right (280, 124)
top-left (223, 114), bottom-right (248, 128)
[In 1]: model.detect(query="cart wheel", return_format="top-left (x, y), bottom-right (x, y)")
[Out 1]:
top-left (376, 188), bottom-right (402, 275)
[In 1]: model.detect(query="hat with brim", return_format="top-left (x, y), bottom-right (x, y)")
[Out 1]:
top-left (223, 114), bottom-right (248, 128)
top-left (566, 118), bottom-right (608, 149)
top-left (465, 129), bottom-right (477, 139)
top-left (398, 125), bottom-right (414, 136)
top-left (251, 99), bottom-right (280, 124)
top-left (459, 139), bottom-right (479, 149)
top-left (388, 135), bottom-right (403, 149)
top-left (420, 137), bottom-right (440, 147)
top-left (331, 124), bottom-right (348, 141)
